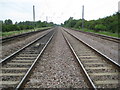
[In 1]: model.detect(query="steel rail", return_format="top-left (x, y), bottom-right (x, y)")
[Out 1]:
top-left (65, 28), bottom-right (120, 43)
top-left (63, 28), bottom-right (120, 68)
top-left (0, 29), bottom-right (53, 64)
top-left (62, 31), bottom-right (97, 89)
top-left (16, 30), bottom-right (55, 89)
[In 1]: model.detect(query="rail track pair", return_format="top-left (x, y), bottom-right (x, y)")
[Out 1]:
top-left (62, 28), bottom-right (120, 89)
top-left (1, 27), bottom-right (120, 89)
top-left (1, 29), bottom-right (55, 89)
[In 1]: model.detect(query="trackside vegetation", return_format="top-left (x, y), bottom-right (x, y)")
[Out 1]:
top-left (1, 27), bottom-right (51, 37)
top-left (2, 19), bottom-right (54, 32)
top-left (1, 19), bottom-right (55, 37)
top-left (62, 12), bottom-right (120, 38)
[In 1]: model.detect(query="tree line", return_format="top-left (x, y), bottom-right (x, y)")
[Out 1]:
top-left (2, 19), bottom-right (54, 32)
top-left (62, 12), bottom-right (119, 33)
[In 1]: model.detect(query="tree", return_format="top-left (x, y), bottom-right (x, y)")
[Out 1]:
top-left (63, 17), bottom-right (78, 28)
top-left (63, 12), bottom-right (119, 34)
top-left (4, 19), bottom-right (13, 25)
top-left (2, 19), bottom-right (54, 32)
top-left (74, 20), bottom-right (82, 28)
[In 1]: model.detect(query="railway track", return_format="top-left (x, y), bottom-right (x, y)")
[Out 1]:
top-left (62, 29), bottom-right (120, 89)
top-left (24, 27), bottom-right (89, 88)
top-left (1, 29), bottom-right (55, 89)
top-left (68, 28), bottom-right (120, 43)
top-left (1, 28), bottom-right (53, 60)
top-left (1, 27), bottom-right (51, 43)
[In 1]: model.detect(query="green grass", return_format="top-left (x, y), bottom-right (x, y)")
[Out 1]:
top-left (1, 27), bottom-right (51, 38)
top-left (73, 28), bottom-right (119, 38)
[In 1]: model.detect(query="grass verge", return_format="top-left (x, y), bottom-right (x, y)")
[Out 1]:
top-left (1, 27), bottom-right (51, 38)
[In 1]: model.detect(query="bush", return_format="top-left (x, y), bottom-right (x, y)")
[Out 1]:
top-left (95, 24), bottom-right (107, 32)
top-left (74, 20), bottom-right (82, 28)
top-left (2, 24), bottom-right (20, 32)
top-left (2, 19), bottom-right (54, 32)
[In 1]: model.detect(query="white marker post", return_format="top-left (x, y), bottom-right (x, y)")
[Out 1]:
top-left (33, 5), bottom-right (35, 31)
top-left (82, 5), bottom-right (84, 30)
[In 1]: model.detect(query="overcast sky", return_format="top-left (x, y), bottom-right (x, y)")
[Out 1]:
top-left (0, 0), bottom-right (119, 24)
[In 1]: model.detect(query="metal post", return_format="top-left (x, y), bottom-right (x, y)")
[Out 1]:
top-left (82, 5), bottom-right (84, 30)
top-left (46, 16), bottom-right (48, 22)
top-left (33, 5), bottom-right (35, 31)
top-left (46, 16), bottom-right (48, 27)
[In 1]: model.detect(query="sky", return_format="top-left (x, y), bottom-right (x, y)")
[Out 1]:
top-left (0, 0), bottom-right (119, 24)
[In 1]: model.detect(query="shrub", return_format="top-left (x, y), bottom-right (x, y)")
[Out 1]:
top-left (95, 24), bottom-right (107, 32)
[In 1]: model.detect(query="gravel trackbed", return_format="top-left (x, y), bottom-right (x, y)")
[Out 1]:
top-left (24, 27), bottom-right (88, 88)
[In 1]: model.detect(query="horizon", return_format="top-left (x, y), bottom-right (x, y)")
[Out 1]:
top-left (2, 12), bottom-right (118, 25)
